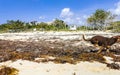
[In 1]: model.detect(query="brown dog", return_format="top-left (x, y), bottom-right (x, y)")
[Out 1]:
top-left (82, 35), bottom-right (118, 53)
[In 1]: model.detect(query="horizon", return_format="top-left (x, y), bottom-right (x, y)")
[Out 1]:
top-left (0, 0), bottom-right (120, 25)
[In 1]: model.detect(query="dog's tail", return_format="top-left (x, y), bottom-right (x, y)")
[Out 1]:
top-left (82, 34), bottom-right (90, 41)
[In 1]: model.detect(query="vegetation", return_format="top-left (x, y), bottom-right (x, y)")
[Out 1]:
top-left (0, 19), bottom-right (68, 32)
top-left (87, 9), bottom-right (117, 31)
top-left (0, 9), bottom-right (120, 32)
top-left (107, 21), bottom-right (120, 32)
top-left (77, 26), bottom-right (87, 31)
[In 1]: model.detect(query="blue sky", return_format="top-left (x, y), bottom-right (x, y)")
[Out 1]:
top-left (0, 0), bottom-right (120, 25)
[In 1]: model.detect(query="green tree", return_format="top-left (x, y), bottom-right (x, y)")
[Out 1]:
top-left (77, 26), bottom-right (87, 30)
top-left (0, 23), bottom-right (10, 32)
top-left (87, 9), bottom-right (115, 30)
top-left (7, 20), bottom-right (25, 32)
top-left (52, 19), bottom-right (67, 30)
top-left (107, 21), bottom-right (120, 32)
top-left (38, 22), bottom-right (48, 29)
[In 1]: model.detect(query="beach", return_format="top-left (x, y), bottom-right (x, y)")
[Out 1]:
top-left (0, 31), bottom-right (120, 75)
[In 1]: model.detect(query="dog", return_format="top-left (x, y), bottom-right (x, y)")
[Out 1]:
top-left (82, 34), bottom-right (118, 53)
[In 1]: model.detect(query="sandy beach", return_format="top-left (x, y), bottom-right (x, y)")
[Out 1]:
top-left (0, 31), bottom-right (120, 75)
top-left (0, 59), bottom-right (119, 75)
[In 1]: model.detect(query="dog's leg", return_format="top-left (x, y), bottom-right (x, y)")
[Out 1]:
top-left (94, 43), bottom-right (99, 47)
top-left (106, 46), bottom-right (110, 53)
top-left (97, 46), bottom-right (104, 53)
top-left (106, 49), bottom-right (109, 53)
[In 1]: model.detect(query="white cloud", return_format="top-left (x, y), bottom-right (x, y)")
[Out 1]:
top-left (63, 17), bottom-right (74, 24)
top-left (39, 16), bottom-right (45, 19)
top-left (60, 8), bottom-right (74, 18)
top-left (109, 1), bottom-right (120, 15)
top-left (83, 15), bottom-right (89, 19)
top-left (108, 1), bottom-right (120, 21)
top-left (114, 1), bottom-right (120, 15)
top-left (76, 17), bottom-right (81, 20)
top-left (59, 8), bottom-right (89, 25)
top-left (58, 1), bottom-right (120, 25)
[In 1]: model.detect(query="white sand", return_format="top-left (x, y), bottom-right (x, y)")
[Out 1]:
top-left (0, 31), bottom-right (118, 41)
top-left (0, 60), bottom-right (120, 75)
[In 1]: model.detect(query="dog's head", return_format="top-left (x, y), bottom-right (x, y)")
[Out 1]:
top-left (91, 40), bottom-right (99, 47)
top-left (112, 35), bottom-right (120, 43)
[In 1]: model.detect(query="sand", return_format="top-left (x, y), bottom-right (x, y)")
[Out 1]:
top-left (0, 59), bottom-right (119, 75)
top-left (0, 31), bottom-right (120, 75)
top-left (0, 31), bottom-right (118, 41)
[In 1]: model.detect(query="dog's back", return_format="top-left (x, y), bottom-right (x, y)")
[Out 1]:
top-left (92, 36), bottom-right (109, 46)
top-left (83, 35), bottom-right (108, 46)
top-left (82, 35), bottom-right (119, 53)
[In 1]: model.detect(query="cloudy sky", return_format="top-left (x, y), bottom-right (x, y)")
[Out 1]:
top-left (0, 0), bottom-right (120, 25)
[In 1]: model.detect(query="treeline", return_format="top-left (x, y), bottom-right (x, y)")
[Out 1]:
top-left (107, 21), bottom-right (120, 32)
top-left (0, 9), bottom-right (120, 33)
top-left (0, 19), bottom-right (69, 32)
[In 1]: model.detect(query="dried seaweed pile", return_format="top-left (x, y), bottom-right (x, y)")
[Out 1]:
top-left (0, 66), bottom-right (19, 75)
top-left (0, 39), bottom-right (120, 69)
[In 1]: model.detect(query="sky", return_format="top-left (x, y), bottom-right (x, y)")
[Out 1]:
top-left (0, 0), bottom-right (120, 25)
